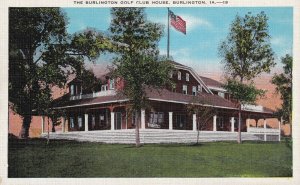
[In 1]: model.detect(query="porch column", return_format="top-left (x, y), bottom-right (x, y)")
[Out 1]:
top-left (213, 115), bottom-right (217, 131)
top-left (62, 116), bottom-right (65, 133)
top-left (85, 114), bottom-right (88, 132)
top-left (230, 117), bottom-right (235, 132)
top-left (125, 111), bottom-right (128, 129)
top-left (169, 112), bottom-right (173, 130)
top-left (41, 116), bottom-right (45, 134)
top-left (141, 109), bottom-right (145, 130)
top-left (193, 114), bottom-right (197, 131)
top-left (111, 112), bottom-right (115, 130)
top-left (264, 119), bottom-right (267, 141)
top-left (246, 118), bottom-right (250, 131)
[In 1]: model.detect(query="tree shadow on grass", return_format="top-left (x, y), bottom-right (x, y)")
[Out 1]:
top-left (123, 143), bottom-right (205, 148)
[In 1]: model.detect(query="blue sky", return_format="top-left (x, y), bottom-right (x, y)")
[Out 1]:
top-left (63, 7), bottom-right (293, 78)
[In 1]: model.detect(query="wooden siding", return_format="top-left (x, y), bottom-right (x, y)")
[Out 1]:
top-left (170, 69), bottom-right (206, 95)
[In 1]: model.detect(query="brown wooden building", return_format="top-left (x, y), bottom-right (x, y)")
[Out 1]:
top-left (52, 61), bottom-right (275, 136)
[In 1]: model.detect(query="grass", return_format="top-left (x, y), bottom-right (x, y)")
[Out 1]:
top-left (8, 138), bottom-right (292, 177)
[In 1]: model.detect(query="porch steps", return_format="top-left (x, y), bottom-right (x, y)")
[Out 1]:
top-left (41, 129), bottom-right (262, 144)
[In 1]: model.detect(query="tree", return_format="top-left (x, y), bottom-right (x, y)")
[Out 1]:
top-left (219, 12), bottom-right (275, 143)
top-left (271, 54), bottom-right (292, 135)
top-left (9, 8), bottom-right (108, 138)
top-left (109, 8), bottom-right (173, 147)
top-left (186, 98), bottom-right (215, 144)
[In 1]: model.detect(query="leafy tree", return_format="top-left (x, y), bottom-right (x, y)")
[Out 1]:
top-left (219, 12), bottom-right (275, 143)
top-left (9, 8), bottom-right (108, 138)
top-left (109, 8), bottom-right (173, 147)
top-left (271, 54), bottom-right (292, 134)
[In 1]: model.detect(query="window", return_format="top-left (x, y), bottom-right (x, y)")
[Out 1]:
top-left (192, 86), bottom-right (197, 96)
top-left (99, 114), bottom-right (105, 126)
top-left (175, 114), bottom-right (186, 129)
top-left (182, 85), bottom-right (187, 95)
top-left (101, 84), bottom-right (108, 91)
top-left (78, 116), bottom-right (83, 128)
top-left (92, 115), bottom-right (95, 129)
top-left (217, 117), bottom-right (224, 128)
top-left (149, 112), bottom-right (164, 128)
top-left (198, 85), bottom-right (202, 92)
top-left (132, 112), bottom-right (136, 126)
top-left (172, 85), bottom-right (176, 92)
top-left (70, 117), bottom-right (74, 128)
top-left (70, 85), bottom-right (75, 96)
top-left (178, 71), bottom-right (181, 80)
top-left (109, 79), bottom-right (115, 90)
top-left (186, 73), bottom-right (189, 81)
top-left (234, 117), bottom-right (238, 129)
top-left (218, 92), bottom-right (225, 98)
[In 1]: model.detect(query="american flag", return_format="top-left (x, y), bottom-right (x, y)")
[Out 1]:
top-left (169, 10), bottom-right (186, 35)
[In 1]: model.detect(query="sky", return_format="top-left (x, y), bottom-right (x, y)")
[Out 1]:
top-left (62, 7), bottom-right (293, 79)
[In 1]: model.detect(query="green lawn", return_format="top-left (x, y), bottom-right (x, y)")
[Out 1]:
top-left (8, 138), bottom-right (292, 177)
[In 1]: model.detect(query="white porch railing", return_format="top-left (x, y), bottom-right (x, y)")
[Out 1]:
top-left (247, 127), bottom-right (279, 133)
top-left (69, 90), bottom-right (116, 100)
top-left (247, 126), bottom-right (280, 141)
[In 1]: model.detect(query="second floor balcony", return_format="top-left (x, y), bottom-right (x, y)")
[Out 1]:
top-left (70, 89), bottom-right (116, 101)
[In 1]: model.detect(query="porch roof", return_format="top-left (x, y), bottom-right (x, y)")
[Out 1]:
top-left (53, 89), bottom-right (274, 115)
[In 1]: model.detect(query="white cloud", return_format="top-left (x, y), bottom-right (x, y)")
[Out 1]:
top-left (271, 37), bottom-right (286, 46)
top-left (179, 14), bottom-right (212, 32)
top-left (148, 16), bottom-right (167, 26)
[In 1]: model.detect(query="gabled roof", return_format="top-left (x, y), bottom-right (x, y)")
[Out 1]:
top-left (146, 88), bottom-right (237, 109)
top-left (199, 76), bottom-right (224, 89)
top-left (170, 61), bottom-right (213, 94)
top-left (170, 61), bottom-right (227, 92)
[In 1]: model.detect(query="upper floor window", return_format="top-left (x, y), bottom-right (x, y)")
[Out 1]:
top-left (178, 71), bottom-right (181, 80)
top-left (192, 86), bottom-right (197, 96)
top-left (109, 79), bottom-right (115, 90)
top-left (218, 92), bottom-right (225, 98)
top-left (198, 85), bottom-right (202, 93)
top-left (172, 84), bottom-right (176, 92)
top-left (70, 85), bottom-right (75, 96)
top-left (101, 84), bottom-right (108, 91)
top-left (186, 73), bottom-right (189, 81)
top-left (182, 85), bottom-right (187, 95)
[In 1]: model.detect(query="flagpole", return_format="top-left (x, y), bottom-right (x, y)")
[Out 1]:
top-left (167, 7), bottom-right (170, 59)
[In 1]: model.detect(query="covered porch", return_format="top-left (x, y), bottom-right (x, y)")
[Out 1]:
top-left (42, 101), bottom-right (281, 142)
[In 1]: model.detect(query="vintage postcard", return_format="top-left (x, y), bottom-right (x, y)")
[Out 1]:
top-left (1, 0), bottom-right (299, 184)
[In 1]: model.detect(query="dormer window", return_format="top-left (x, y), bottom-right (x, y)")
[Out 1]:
top-left (198, 85), bottom-right (202, 92)
top-left (101, 84), bottom-right (108, 91)
top-left (218, 92), bottom-right (225, 98)
top-left (178, 71), bottom-right (181, 80)
top-left (192, 86), bottom-right (197, 96)
top-left (186, 73), bottom-right (189, 81)
top-left (182, 85), bottom-right (187, 95)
